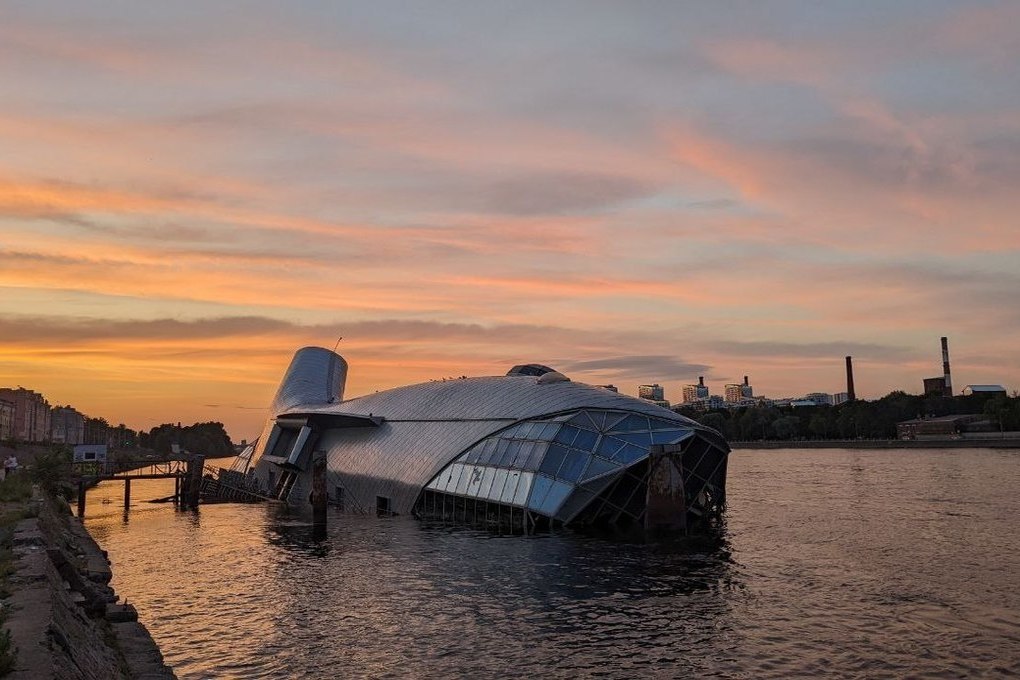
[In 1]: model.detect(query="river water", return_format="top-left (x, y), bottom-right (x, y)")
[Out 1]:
top-left (82, 448), bottom-right (1020, 679)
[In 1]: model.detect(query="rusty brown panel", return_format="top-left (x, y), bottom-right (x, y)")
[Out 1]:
top-left (645, 445), bottom-right (687, 534)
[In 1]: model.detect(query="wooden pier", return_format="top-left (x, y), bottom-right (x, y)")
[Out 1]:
top-left (71, 456), bottom-right (205, 518)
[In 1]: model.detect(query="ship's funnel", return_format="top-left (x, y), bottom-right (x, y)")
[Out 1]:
top-left (269, 346), bottom-right (347, 414)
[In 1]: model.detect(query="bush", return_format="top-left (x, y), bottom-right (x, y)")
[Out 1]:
top-left (30, 446), bottom-right (72, 496)
top-left (0, 476), bottom-right (32, 503)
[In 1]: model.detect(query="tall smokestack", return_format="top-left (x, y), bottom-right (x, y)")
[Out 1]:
top-left (845, 356), bottom-right (856, 401)
top-left (941, 336), bottom-right (952, 397)
top-left (743, 375), bottom-right (749, 386)
top-left (698, 376), bottom-right (704, 387)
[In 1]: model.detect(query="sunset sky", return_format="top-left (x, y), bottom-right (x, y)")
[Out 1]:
top-left (2, 2), bottom-right (1018, 440)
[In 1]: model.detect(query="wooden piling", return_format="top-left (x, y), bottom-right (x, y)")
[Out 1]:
top-left (123, 478), bottom-right (131, 509)
top-left (311, 453), bottom-right (328, 533)
top-left (77, 480), bottom-right (87, 519)
top-left (185, 455), bottom-right (204, 509)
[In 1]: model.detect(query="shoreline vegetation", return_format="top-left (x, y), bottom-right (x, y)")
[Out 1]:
top-left (676, 391), bottom-right (1020, 444)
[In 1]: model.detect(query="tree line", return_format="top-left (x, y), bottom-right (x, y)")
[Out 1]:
top-left (675, 391), bottom-right (1020, 441)
top-left (138, 422), bottom-right (236, 457)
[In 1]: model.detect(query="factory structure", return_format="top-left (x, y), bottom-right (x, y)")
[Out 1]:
top-left (639, 336), bottom-right (1007, 413)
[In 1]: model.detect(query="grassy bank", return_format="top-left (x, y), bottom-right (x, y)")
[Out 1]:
top-left (0, 473), bottom-right (37, 676)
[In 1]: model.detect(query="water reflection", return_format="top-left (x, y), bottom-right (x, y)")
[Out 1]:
top-left (82, 449), bottom-right (1020, 679)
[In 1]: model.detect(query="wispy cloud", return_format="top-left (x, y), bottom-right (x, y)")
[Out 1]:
top-left (1, 3), bottom-right (1018, 435)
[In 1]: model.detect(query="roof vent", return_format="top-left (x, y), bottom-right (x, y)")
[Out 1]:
top-left (507, 363), bottom-right (557, 377)
top-left (537, 371), bottom-right (570, 384)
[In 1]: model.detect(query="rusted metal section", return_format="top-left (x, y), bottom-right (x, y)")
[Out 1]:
top-left (645, 443), bottom-right (687, 534)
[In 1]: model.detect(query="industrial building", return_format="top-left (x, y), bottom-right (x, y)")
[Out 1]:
top-left (897, 414), bottom-right (981, 440)
top-left (239, 348), bottom-right (729, 532)
top-left (961, 385), bottom-right (1007, 396)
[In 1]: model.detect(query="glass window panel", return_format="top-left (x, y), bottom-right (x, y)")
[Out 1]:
top-left (518, 422), bottom-right (538, 440)
top-left (485, 469), bottom-right (510, 502)
top-left (571, 429), bottom-right (599, 452)
top-left (558, 451), bottom-right (591, 482)
top-left (474, 439), bottom-right (494, 464)
top-left (527, 474), bottom-right (554, 511)
top-left (462, 444), bottom-right (482, 464)
top-left (616, 431), bottom-right (652, 447)
top-left (500, 471), bottom-right (522, 504)
top-left (464, 465), bottom-right (486, 497)
top-left (603, 412), bottom-right (628, 431)
top-left (567, 411), bottom-right (598, 431)
top-left (439, 464), bottom-right (457, 493)
top-left (538, 423), bottom-right (560, 441)
top-left (522, 441), bottom-right (547, 470)
top-left (538, 480), bottom-right (573, 516)
top-left (539, 443), bottom-right (568, 476)
top-left (613, 443), bottom-right (648, 464)
top-left (610, 414), bottom-right (651, 433)
top-left (479, 466), bottom-right (497, 498)
top-left (591, 411), bottom-right (609, 432)
top-left (454, 465), bottom-right (472, 495)
top-left (487, 439), bottom-right (509, 465)
top-left (449, 465), bottom-right (466, 492)
top-left (512, 441), bottom-right (535, 469)
top-left (554, 425), bottom-right (579, 446)
top-left (498, 440), bottom-right (521, 467)
top-left (649, 417), bottom-right (680, 431)
top-left (651, 430), bottom-right (690, 445)
top-left (581, 456), bottom-right (619, 481)
top-left (513, 472), bottom-right (534, 506)
top-left (596, 436), bottom-right (625, 458)
top-left (501, 424), bottom-right (522, 438)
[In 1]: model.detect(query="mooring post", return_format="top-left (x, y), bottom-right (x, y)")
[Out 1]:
top-left (174, 475), bottom-right (180, 505)
top-left (645, 443), bottom-right (687, 534)
top-left (311, 452), bottom-right (328, 535)
top-left (186, 455), bottom-right (204, 509)
top-left (77, 480), bottom-right (87, 519)
top-left (123, 478), bottom-right (131, 509)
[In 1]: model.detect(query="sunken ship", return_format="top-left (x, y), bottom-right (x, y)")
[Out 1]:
top-left (234, 347), bottom-right (729, 533)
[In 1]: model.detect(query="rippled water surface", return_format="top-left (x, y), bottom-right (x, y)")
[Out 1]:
top-left (83, 449), bottom-right (1020, 678)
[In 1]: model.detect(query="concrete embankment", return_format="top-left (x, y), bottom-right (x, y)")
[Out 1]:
top-left (4, 492), bottom-right (175, 679)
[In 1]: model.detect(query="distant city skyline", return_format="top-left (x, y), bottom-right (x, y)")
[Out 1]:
top-left (1, 2), bottom-right (1017, 439)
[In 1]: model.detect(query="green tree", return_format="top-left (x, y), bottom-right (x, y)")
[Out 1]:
top-left (772, 415), bottom-right (801, 440)
top-left (809, 411), bottom-right (834, 439)
top-left (698, 412), bottom-right (727, 435)
top-left (984, 395), bottom-right (1020, 433)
